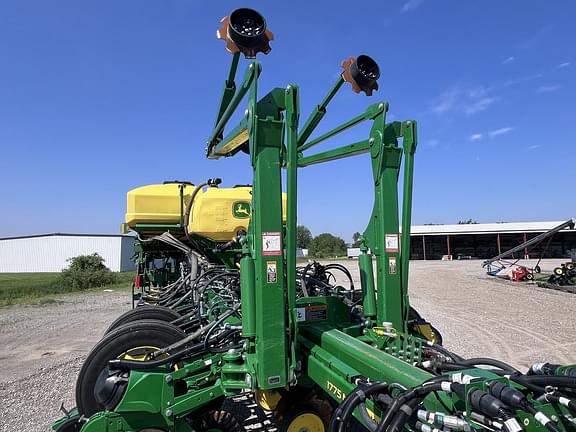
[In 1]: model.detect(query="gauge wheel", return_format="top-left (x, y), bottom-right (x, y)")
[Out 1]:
top-left (566, 263), bottom-right (575, 270)
top-left (194, 410), bottom-right (243, 432)
top-left (554, 267), bottom-right (564, 276)
top-left (534, 265), bottom-right (541, 273)
top-left (76, 319), bottom-right (185, 417)
top-left (525, 273), bottom-right (534, 281)
top-left (279, 405), bottom-right (327, 432)
top-left (104, 306), bottom-right (181, 334)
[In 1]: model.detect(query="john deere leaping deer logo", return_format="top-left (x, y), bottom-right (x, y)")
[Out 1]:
top-left (232, 201), bottom-right (251, 219)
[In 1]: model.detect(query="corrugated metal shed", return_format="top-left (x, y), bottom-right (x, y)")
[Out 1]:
top-left (0, 233), bottom-right (136, 272)
top-left (411, 220), bottom-right (574, 236)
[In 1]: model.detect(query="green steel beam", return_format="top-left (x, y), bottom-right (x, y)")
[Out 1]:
top-left (400, 120), bottom-right (417, 325)
top-left (362, 109), bottom-right (409, 332)
top-left (211, 120), bottom-right (249, 157)
top-left (285, 85), bottom-right (299, 312)
top-left (213, 52), bottom-right (240, 130)
top-left (301, 325), bottom-right (433, 387)
top-left (247, 85), bottom-right (289, 389)
top-left (207, 61), bottom-right (260, 158)
top-left (297, 76), bottom-right (344, 147)
top-left (299, 102), bottom-right (385, 152)
top-left (285, 84), bottom-right (300, 381)
top-left (297, 140), bottom-right (370, 167)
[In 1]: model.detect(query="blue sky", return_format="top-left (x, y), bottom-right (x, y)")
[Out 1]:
top-left (1, 1), bottom-right (574, 241)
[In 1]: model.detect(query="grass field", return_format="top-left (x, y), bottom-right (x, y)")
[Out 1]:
top-left (0, 272), bottom-right (134, 306)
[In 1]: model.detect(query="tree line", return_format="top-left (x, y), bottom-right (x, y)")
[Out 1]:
top-left (298, 218), bottom-right (478, 258)
top-left (297, 225), bottom-right (348, 258)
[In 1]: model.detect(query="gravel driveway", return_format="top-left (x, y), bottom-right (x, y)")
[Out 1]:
top-left (1, 259), bottom-right (574, 431)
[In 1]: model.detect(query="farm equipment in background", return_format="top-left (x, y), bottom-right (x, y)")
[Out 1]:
top-left (53, 8), bottom-right (576, 432)
top-left (541, 262), bottom-right (576, 292)
top-left (483, 219), bottom-right (575, 285)
top-left (511, 265), bottom-right (536, 282)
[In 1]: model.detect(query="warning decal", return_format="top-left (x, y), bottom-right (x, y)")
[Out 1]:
top-left (385, 234), bottom-right (399, 252)
top-left (262, 232), bottom-right (282, 256)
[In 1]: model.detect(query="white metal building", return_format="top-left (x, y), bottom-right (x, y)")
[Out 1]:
top-left (347, 220), bottom-right (576, 260)
top-left (0, 233), bottom-right (137, 272)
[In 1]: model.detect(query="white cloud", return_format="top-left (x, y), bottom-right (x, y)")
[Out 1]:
top-left (489, 127), bottom-right (514, 137)
top-left (557, 62), bottom-right (571, 69)
top-left (402, 0), bottom-right (424, 13)
top-left (430, 85), bottom-right (497, 116)
top-left (528, 144), bottom-right (541, 150)
top-left (464, 96), bottom-right (496, 114)
top-left (502, 73), bottom-right (542, 88)
top-left (502, 56), bottom-right (515, 64)
top-left (536, 85), bottom-right (561, 93)
top-left (469, 133), bottom-right (483, 141)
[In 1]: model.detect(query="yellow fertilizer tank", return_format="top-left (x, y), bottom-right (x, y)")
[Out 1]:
top-left (125, 183), bottom-right (286, 241)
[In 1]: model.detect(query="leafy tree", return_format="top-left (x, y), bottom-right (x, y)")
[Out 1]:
top-left (309, 233), bottom-right (347, 258)
top-left (352, 232), bottom-right (362, 247)
top-left (297, 225), bottom-right (313, 249)
top-left (59, 253), bottom-right (117, 290)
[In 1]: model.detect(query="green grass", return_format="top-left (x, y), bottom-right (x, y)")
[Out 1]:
top-left (0, 272), bottom-right (135, 307)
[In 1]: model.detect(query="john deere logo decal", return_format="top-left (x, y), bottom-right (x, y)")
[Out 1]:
top-left (233, 201), bottom-right (251, 219)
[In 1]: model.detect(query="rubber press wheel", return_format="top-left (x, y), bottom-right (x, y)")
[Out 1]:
top-left (280, 405), bottom-right (327, 432)
top-left (76, 319), bottom-right (185, 417)
top-left (104, 305), bottom-right (181, 335)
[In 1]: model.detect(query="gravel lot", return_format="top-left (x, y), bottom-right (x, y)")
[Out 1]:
top-left (1, 259), bottom-right (575, 431)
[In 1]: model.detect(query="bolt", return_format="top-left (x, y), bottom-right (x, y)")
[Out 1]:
top-left (369, 138), bottom-right (375, 145)
top-left (165, 409), bottom-right (173, 417)
top-left (406, 121), bottom-right (411, 125)
top-left (378, 103), bottom-right (384, 110)
top-left (551, 415), bottom-right (558, 422)
top-left (244, 109), bottom-right (249, 117)
top-left (524, 419), bottom-right (530, 426)
top-left (249, 64), bottom-right (253, 69)
top-left (165, 375), bottom-right (172, 383)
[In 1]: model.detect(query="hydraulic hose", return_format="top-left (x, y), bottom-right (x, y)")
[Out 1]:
top-left (518, 375), bottom-right (576, 388)
top-left (387, 397), bottom-right (422, 432)
top-left (328, 381), bottom-right (389, 432)
top-left (454, 358), bottom-right (521, 374)
top-left (183, 178), bottom-right (222, 243)
top-left (544, 393), bottom-right (576, 413)
top-left (375, 381), bottom-right (447, 432)
top-left (108, 328), bottom-right (239, 370)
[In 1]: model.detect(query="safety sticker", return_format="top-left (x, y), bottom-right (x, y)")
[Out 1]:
top-left (385, 233), bottom-right (399, 252)
top-left (266, 261), bottom-right (277, 284)
top-left (388, 256), bottom-right (397, 275)
top-left (296, 304), bottom-right (328, 322)
top-left (262, 232), bottom-right (282, 256)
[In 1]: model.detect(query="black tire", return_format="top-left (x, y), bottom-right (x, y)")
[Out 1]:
top-left (104, 306), bottom-right (181, 335)
top-left (526, 273), bottom-right (534, 281)
top-left (194, 410), bottom-right (243, 432)
top-left (534, 265), bottom-right (541, 273)
top-left (76, 319), bottom-right (186, 417)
